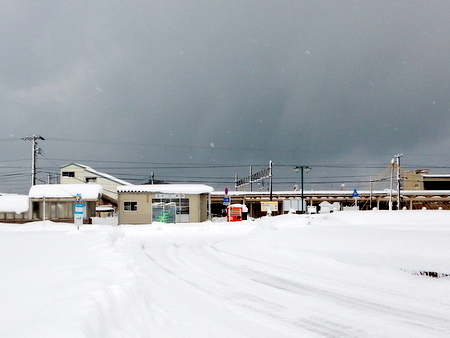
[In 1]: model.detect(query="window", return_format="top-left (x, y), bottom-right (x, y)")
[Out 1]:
top-left (152, 198), bottom-right (189, 214)
top-left (124, 201), bottom-right (138, 211)
top-left (62, 171), bottom-right (75, 177)
top-left (85, 177), bottom-right (97, 183)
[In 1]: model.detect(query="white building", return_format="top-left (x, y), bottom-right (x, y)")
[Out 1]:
top-left (60, 163), bottom-right (131, 205)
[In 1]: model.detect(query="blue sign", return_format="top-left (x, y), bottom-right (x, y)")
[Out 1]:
top-left (74, 203), bottom-right (85, 227)
top-left (74, 203), bottom-right (85, 214)
top-left (223, 197), bottom-right (230, 203)
top-left (352, 189), bottom-right (359, 197)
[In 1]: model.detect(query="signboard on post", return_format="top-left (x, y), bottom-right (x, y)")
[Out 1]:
top-left (261, 201), bottom-right (278, 212)
top-left (235, 161), bottom-right (273, 201)
top-left (74, 193), bottom-right (85, 228)
top-left (235, 162), bottom-right (272, 188)
top-left (74, 194), bottom-right (85, 229)
top-left (352, 189), bottom-right (359, 209)
top-left (223, 187), bottom-right (230, 207)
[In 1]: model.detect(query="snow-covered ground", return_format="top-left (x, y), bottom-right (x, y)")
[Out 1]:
top-left (1, 210), bottom-right (450, 337)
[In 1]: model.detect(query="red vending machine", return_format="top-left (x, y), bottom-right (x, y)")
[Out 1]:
top-left (227, 205), bottom-right (242, 222)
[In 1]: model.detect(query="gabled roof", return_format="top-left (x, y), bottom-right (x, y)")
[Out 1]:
top-left (60, 163), bottom-right (132, 186)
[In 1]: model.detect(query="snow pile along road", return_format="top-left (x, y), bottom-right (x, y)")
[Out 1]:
top-left (1, 210), bottom-right (450, 337)
top-left (0, 222), bottom-right (153, 337)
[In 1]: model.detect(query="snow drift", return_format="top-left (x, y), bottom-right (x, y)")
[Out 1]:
top-left (1, 210), bottom-right (450, 337)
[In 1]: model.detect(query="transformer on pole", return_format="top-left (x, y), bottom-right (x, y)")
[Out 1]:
top-left (22, 135), bottom-right (45, 186)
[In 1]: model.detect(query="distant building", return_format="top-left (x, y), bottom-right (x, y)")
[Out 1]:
top-left (117, 184), bottom-right (214, 225)
top-left (60, 163), bottom-right (131, 205)
top-left (403, 169), bottom-right (450, 190)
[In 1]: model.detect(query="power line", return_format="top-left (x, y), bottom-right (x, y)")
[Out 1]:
top-left (40, 137), bottom-right (450, 159)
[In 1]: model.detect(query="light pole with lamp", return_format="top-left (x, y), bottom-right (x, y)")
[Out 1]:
top-left (294, 166), bottom-right (311, 214)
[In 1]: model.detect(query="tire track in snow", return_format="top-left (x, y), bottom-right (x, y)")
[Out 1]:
top-left (211, 244), bottom-right (450, 335)
top-left (133, 234), bottom-right (450, 337)
top-left (141, 240), bottom-right (363, 337)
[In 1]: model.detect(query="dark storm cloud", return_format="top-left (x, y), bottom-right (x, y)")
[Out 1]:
top-left (1, 1), bottom-right (449, 192)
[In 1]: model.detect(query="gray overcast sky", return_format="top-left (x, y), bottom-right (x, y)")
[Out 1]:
top-left (1, 1), bottom-right (449, 193)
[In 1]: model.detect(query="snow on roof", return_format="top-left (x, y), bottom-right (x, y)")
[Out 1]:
top-left (96, 205), bottom-right (115, 211)
top-left (0, 194), bottom-right (29, 213)
top-left (29, 184), bottom-right (103, 199)
top-left (61, 163), bottom-right (132, 186)
top-left (211, 189), bottom-right (450, 197)
top-left (423, 174), bottom-right (450, 178)
top-left (118, 184), bottom-right (214, 194)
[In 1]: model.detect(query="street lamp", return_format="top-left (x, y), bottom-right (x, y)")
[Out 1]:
top-left (294, 166), bottom-right (311, 214)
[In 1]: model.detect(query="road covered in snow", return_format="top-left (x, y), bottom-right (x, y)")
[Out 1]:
top-left (1, 210), bottom-right (450, 337)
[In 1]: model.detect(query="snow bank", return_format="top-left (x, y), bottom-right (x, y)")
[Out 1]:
top-left (324, 209), bottom-right (450, 228)
top-left (0, 222), bottom-right (153, 337)
top-left (2, 210), bottom-right (450, 336)
top-left (248, 211), bottom-right (450, 277)
top-left (121, 220), bottom-right (257, 236)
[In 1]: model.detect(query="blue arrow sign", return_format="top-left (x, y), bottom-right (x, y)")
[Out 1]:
top-left (352, 189), bottom-right (359, 197)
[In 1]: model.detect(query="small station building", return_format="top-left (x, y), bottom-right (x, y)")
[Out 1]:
top-left (117, 184), bottom-right (214, 225)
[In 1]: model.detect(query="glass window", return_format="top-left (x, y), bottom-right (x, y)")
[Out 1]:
top-left (62, 171), bottom-right (75, 177)
top-left (124, 201), bottom-right (138, 211)
top-left (85, 177), bottom-right (97, 183)
top-left (151, 198), bottom-right (189, 214)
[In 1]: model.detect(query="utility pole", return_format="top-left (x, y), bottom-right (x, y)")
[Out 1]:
top-left (395, 153), bottom-right (403, 210)
top-left (389, 158), bottom-right (394, 211)
top-left (22, 135), bottom-right (45, 186)
top-left (269, 160), bottom-right (273, 201)
top-left (249, 166), bottom-right (253, 192)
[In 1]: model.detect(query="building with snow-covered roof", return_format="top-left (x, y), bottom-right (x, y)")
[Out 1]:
top-left (0, 194), bottom-right (29, 222)
top-left (403, 169), bottom-right (450, 190)
top-left (60, 163), bottom-right (131, 205)
top-left (28, 184), bottom-right (102, 223)
top-left (117, 184), bottom-right (213, 225)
